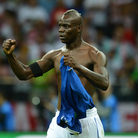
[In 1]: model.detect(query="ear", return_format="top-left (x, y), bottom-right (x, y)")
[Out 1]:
top-left (77, 25), bottom-right (82, 33)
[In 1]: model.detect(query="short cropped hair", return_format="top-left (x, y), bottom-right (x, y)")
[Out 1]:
top-left (64, 9), bottom-right (81, 16)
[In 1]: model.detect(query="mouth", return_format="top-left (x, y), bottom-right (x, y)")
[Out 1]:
top-left (59, 35), bottom-right (66, 40)
top-left (59, 33), bottom-right (65, 38)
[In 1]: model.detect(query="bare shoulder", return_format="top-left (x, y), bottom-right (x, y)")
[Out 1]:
top-left (96, 50), bottom-right (107, 67)
top-left (36, 47), bottom-right (64, 72)
top-left (41, 47), bottom-right (64, 61)
top-left (84, 42), bottom-right (107, 67)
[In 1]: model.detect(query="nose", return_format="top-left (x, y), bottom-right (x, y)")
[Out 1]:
top-left (59, 26), bottom-right (64, 33)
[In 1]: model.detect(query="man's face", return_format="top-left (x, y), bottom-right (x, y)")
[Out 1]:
top-left (58, 15), bottom-right (78, 44)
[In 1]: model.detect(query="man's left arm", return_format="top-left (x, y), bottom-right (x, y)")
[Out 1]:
top-left (63, 51), bottom-right (109, 90)
top-left (78, 51), bottom-right (109, 90)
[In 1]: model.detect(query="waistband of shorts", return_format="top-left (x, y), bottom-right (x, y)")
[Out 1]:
top-left (86, 107), bottom-right (97, 117)
top-left (55, 107), bottom-right (97, 118)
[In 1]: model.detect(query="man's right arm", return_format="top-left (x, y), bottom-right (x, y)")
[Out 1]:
top-left (6, 52), bottom-right (34, 80)
top-left (2, 39), bottom-right (55, 80)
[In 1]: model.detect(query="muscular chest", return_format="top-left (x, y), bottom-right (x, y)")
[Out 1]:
top-left (54, 51), bottom-right (93, 76)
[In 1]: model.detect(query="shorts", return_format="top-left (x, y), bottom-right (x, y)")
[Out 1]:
top-left (46, 107), bottom-right (104, 138)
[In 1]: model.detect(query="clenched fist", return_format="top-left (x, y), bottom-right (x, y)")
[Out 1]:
top-left (2, 39), bottom-right (16, 56)
top-left (63, 51), bottom-right (79, 69)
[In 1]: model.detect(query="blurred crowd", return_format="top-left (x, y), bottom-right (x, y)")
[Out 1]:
top-left (0, 0), bottom-right (138, 133)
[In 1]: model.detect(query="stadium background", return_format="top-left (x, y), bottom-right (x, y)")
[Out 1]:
top-left (0, 0), bottom-right (138, 137)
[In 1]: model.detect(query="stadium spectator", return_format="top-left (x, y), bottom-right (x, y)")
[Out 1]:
top-left (0, 90), bottom-right (15, 131)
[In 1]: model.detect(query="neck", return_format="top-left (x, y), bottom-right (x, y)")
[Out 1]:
top-left (66, 36), bottom-right (83, 50)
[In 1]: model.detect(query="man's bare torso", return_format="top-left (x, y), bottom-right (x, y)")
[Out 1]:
top-left (52, 42), bottom-right (98, 110)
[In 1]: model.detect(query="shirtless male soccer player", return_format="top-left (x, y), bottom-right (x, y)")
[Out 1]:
top-left (2, 9), bottom-right (109, 138)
